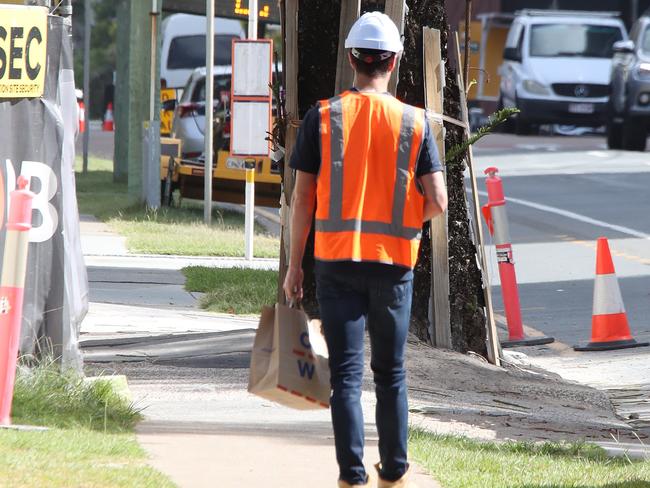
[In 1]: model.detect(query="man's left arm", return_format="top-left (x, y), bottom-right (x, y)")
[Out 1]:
top-left (420, 171), bottom-right (448, 221)
top-left (417, 120), bottom-right (448, 221)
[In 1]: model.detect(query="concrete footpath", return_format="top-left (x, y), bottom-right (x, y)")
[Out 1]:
top-left (80, 218), bottom-right (441, 487)
top-left (79, 217), bottom-right (650, 485)
top-left (82, 310), bottom-right (440, 488)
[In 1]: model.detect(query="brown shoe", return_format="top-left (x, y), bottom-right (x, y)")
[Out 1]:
top-left (375, 463), bottom-right (418, 488)
top-left (338, 476), bottom-right (369, 487)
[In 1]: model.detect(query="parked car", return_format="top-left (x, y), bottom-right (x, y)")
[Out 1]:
top-left (161, 13), bottom-right (244, 93)
top-left (607, 14), bottom-right (650, 151)
top-left (171, 67), bottom-right (232, 159)
top-left (166, 69), bottom-right (282, 208)
top-left (498, 10), bottom-right (627, 135)
top-left (171, 67), bottom-right (282, 160)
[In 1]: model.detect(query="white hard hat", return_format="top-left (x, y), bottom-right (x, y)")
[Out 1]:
top-left (345, 12), bottom-right (403, 54)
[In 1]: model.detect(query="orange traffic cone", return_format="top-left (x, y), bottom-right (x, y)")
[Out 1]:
top-left (102, 102), bottom-right (114, 132)
top-left (574, 237), bottom-right (649, 351)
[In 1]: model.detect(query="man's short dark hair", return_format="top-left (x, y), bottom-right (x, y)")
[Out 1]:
top-left (349, 48), bottom-right (395, 78)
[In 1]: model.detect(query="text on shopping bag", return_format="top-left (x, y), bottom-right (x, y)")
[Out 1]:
top-left (294, 332), bottom-right (317, 380)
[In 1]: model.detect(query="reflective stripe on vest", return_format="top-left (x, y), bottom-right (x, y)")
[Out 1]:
top-left (315, 92), bottom-right (425, 268)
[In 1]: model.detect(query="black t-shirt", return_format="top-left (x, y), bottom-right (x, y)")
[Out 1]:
top-left (290, 92), bottom-right (443, 279)
top-left (290, 97), bottom-right (442, 176)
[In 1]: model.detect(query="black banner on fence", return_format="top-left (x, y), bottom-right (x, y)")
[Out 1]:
top-left (0, 11), bottom-right (87, 369)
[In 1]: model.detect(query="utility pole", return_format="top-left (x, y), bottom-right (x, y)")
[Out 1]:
top-left (248, 0), bottom-right (258, 39)
top-left (142, 0), bottom-right (161, 209)
top-left (82, 0), bottom-right (91, 174)
top-left (204, 0), bottom-right (215, 224)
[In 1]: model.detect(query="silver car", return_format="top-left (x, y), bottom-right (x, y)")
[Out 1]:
top-left (171, 67), bottom-right (231, 159)
top-left (608, 15), bottom-right (650, 151)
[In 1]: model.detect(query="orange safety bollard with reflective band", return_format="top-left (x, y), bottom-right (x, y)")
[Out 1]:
top-left (574, 237), bottom-right (649, 351)
top-left (482, 167), bottom-right (554, 348)
top-left (0, 176), bottom-right (34, 425)
top-left (78, 100), bottom-right (86, 133)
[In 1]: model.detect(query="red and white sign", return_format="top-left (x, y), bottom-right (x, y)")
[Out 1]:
top-left (230, 39), bottom-right (273, 158)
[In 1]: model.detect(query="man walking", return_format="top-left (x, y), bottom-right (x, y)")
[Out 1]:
top-left (284, 12), bottom-right (447, 488)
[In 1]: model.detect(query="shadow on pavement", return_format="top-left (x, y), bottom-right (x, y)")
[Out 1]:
top-left (82, 329), bottom-right (255, 369)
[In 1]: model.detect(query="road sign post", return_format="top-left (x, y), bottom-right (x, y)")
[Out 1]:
top-left (231, 39), bottom-right (273, 260)
top-left (204, 0), bottom-right (215, 225)
top-left (245, 159), bottom-right (255, 260)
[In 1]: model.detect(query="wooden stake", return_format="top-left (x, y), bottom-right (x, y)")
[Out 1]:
top-left (278, 0), bottom-right (299, 304)
top-left (454, 31), bottom-right (501, 366)
top-left (335, 0), bottom-right (361, 94)
top-left (384, 0), bottom-right (406, 95)
top-left (423, 27), bottom-right (451, 349)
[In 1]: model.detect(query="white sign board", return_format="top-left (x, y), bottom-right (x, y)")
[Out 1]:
top-left (233, 42), bottom-right (272, 97)
top-left (231, 39), bottom-right (272, 158)
top-left (232, 101), bottom-right (270, 156)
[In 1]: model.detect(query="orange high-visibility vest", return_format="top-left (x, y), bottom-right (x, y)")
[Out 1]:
top-left (315, 91), bottom-right (426, 269)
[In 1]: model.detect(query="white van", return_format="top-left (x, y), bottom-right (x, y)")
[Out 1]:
top-left (161, 13), bottom-right (245, 91)
top-left (498, 10), bottom-right (627, 134)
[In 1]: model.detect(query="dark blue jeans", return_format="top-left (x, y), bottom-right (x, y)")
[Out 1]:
top-left (316, 268), bottom-right (412, 485)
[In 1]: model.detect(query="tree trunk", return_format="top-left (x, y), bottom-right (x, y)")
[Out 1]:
top-left (285, 0), bottom-right (488, 356)
top-left (292, 1), bottom-right (341, 319)
top-left (397, 1), bottom-right (487, 355)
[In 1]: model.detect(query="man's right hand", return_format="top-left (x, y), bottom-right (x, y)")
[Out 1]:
top-left (283, 266), bottom-right (304, 303)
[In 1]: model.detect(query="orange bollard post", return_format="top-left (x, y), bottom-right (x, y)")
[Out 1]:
top-left (78, 100), bottom-right (86, 133)
top-left (482, 167), bottom-right (554, 348)
top-left (0, 176), bottom-right (34, 425)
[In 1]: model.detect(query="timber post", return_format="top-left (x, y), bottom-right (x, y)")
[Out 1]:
top-left (423, 27), bottom-right (451, 349)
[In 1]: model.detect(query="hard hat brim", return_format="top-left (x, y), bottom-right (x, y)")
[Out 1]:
top-left (344, 38), bottom-right (403, 53)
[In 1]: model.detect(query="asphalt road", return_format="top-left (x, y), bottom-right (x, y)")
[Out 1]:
top-left (76, 123), bottom-right (114, 161)
top-left (473, 134), bottom-right (650, 349)
top-left (80, 126), bottom-right (650, 350)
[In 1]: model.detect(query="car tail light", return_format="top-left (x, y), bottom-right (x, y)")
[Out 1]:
top-left (178, 102), bottom-right (200, 118)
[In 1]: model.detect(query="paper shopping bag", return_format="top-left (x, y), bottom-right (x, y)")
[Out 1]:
top-left (248, 304), bottom-right (330, 410)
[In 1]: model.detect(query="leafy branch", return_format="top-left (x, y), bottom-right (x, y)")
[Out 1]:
top-left (445, 107), bottom-right (519, 166)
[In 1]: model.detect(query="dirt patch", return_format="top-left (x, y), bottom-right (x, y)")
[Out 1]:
top-left (84, 331), bottom-right (644, 444)
top-left (401, 338), bottom-right (643, 442)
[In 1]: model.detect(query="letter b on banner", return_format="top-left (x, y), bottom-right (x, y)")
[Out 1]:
top-left (4, 159), bottom-right (58, 243)
top-left (21, 161), bottom-right (58, 242)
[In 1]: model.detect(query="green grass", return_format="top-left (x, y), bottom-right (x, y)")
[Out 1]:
top-left (183, 266), bottom-right (278, 314)
top-left (0, 429), bottom-right (174, 488)
top-left (12, 360), bottom-right (141, 432)
top-left (409, 429), bottom-right (650, 488)
top-left (75, 157), bottom-right (280, 257)
top-left (0, 361), bottom-right (174, 487)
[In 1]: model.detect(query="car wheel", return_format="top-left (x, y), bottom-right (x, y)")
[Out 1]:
top-left (606, 120), bottom-right (624, 150)
top-left (622, 120), bottom-right (647, 151)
